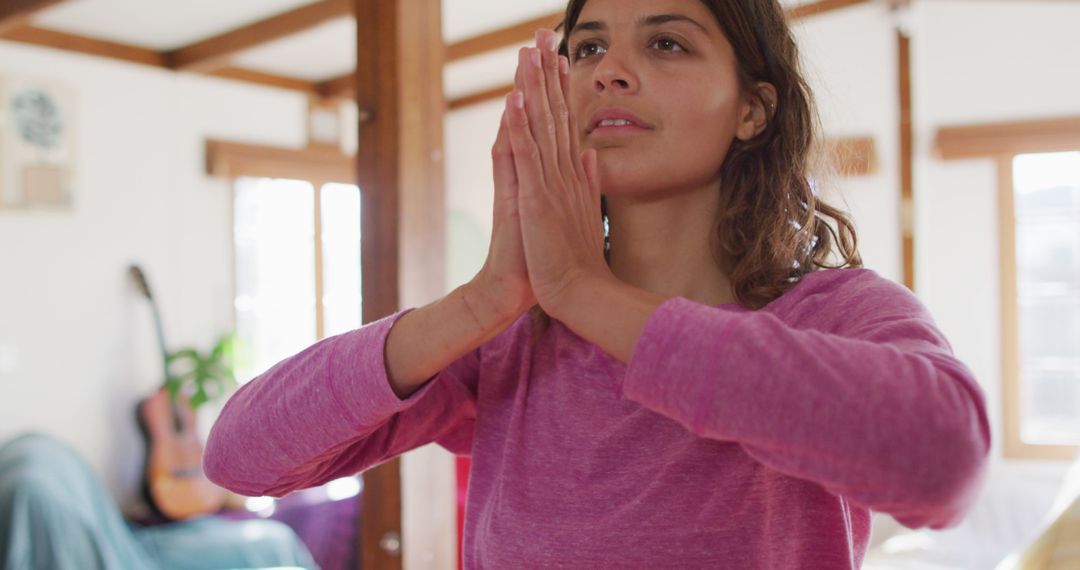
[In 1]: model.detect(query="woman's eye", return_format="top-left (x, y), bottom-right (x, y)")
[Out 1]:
top-left (652, 37), bottom-right (686, 53)
top-left (573, 41), bottom-right (606, 61)
top-left (570, 37), bottom-right (685, 62)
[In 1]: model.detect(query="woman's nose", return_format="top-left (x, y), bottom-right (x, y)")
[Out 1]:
top-left (593, 51), bottom-right (638, 93)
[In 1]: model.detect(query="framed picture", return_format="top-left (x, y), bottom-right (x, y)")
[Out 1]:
top-left (0, 79), bottom-right (75, 210)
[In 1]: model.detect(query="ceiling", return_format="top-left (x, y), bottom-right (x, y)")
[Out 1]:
top-left (8, 0), bottom-right (841, 102)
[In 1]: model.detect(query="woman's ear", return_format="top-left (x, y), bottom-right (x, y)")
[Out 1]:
top-left (735, 82), bottom-right (778, 141)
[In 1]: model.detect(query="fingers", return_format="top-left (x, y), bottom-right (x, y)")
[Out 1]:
top-left (505, 90), bottom-right (546, 198)
top-left (492, 109), bottom-right (518, 202)
top-left (514, 53), bottom-right (524, 93)
top-left (509, 28), bottom-right (594, 209)
top-left (519, 43), bottom-right (558, 178)
top-left (561, 55), bottom-right (586, 184)
top-left (536, 30), bottom-right (576, 184)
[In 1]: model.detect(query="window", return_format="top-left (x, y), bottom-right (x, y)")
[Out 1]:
top-left (1011, 152), bottom-right (1080, 447)
top-left (233, 177), bottom-right (363, 385)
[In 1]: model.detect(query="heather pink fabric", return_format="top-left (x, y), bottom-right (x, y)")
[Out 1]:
top-left (205, 267), bottom-right (990, 569)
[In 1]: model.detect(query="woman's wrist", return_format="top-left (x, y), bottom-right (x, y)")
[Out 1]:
top-left (464, 270), bottom-right (525, 332)
top-left (544, 270), bottom-right (615, 323)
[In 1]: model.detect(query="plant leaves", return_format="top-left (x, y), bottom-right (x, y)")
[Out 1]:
top-left (161, 331), bottom-right (240, 410)
top-left (190, 386), bottom-right (208, 409)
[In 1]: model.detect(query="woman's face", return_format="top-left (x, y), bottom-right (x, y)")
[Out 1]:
top-left (566, 0), bottom-right (748, 198)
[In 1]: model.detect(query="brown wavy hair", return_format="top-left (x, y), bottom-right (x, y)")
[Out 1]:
top-left (530, 0), bottom-right (862, 341)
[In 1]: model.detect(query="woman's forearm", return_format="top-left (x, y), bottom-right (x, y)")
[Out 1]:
top-left (385, 275), bottom-right (519, 399)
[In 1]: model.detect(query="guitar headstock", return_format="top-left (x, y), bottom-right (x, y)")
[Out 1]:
top-left (129, 264), bottom-right (154, 301)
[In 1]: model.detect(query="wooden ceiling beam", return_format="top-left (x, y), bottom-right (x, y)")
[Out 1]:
top-left (786, 0), bottom-right (872, 20)
top-left (317, 73), bottom-right (353, 100)
top-left (446, 11), bottom-right (563, 62)
top-left (0, 25), bottom-right (321, 96)
top-left (0, 26), bottom-right (167, 67)
top-left (448, 83), bottom-right (513, 111)
top-left (0, 0), bottom-right (66, 36)
top-left (166, 0), bottom-right (352, 72)
top-left (205, 67), bottom-right (320, 96)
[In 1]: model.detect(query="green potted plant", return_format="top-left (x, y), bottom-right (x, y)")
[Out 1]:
top-left (164, 333), bottom-right (241, 410)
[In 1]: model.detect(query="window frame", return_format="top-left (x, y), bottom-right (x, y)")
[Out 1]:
top-left (207, 139), bottom-right (356, 344)
top-left (936, 117), bottom-right (1080, 460)
top-left (999, 154), bottom-right (1080, 460)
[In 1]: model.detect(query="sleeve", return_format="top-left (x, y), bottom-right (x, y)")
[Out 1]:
top-left (203, 308), bottom-right (479, 498)
top-left (620, 272), bottom-right (991, 531)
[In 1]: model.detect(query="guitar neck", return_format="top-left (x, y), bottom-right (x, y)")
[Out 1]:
top-left (148, 301), bottom-right (170, 389)
top-left (147, 300), bottom-right (186, 433)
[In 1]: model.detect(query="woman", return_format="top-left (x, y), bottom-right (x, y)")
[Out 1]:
top-left (205, 0), bottom-right (991, 567)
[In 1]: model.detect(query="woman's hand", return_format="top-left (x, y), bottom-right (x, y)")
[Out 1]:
top-left (505, 29), bottom-right (611, 317)
top-left (471, 60), bottom-right (537, 322)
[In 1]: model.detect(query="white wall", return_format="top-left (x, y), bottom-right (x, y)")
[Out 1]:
top-left (0, 40), bottom-right (308, 513)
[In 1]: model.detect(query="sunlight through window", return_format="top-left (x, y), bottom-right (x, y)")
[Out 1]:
top-left (1013, 152), bottom-right (1080, 444)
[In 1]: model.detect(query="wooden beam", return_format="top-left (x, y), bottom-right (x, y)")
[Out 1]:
top-left (0, 0), bottom-right (65, 36)
top-left (354, 0), bottom-right (449, 568)
top-left (935, 117), bottom-right (1080, 160)
top-left (205, 67), bottom-right (320, 96)
top-left (0, 26), bottom-right (322, 96)
top-left (317, 73), bottom-right (354, 100)
top-left (355, 2), bottom-right (403, 566)
top-left (0, 26), bottom-right (167, 67)
top-left (447, 11), bottom-right (563, 62)
top-left (786, 0), bottom-right (872, 20)
top-left (205, 139), bottom-right (355, 183)
top-left (897, 24), bottom-right (915, 292)
top-left (448, 83), bottom-right (513, 111)
top-left (827, 136), bottom-right (878, 177)
top-left (167, 0), bottom-right (352, 72)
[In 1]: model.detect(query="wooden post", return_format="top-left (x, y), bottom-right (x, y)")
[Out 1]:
top-left (895, 1), bottom-right (915, 291)
top-left (354, 0), bottom-right (449, 569)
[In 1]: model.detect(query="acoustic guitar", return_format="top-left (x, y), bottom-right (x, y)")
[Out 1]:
top-left (130, 264), bottom-right (227, 521)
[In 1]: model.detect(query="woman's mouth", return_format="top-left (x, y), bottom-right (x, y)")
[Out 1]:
top-left (589, 120), bottom-right (653, 136)
top-left (586, 108), bottom-right (656, 137)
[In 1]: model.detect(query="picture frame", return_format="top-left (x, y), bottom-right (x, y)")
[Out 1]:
top-left (0, 78), bottom-right (75, 211)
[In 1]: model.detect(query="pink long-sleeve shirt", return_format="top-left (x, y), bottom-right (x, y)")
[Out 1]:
top-left (204, 267), bottom-right (990, 569)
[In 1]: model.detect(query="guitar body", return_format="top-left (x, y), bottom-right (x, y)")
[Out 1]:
top-left (136, 387), bottom-right (226, 520)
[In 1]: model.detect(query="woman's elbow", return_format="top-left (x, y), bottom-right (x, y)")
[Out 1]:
top-left (901, 417), bottom-right (991, 530)
top-left (203, 424), bottom-right (245, 493)
top-left (203, 419), bottom-right (275, 497)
